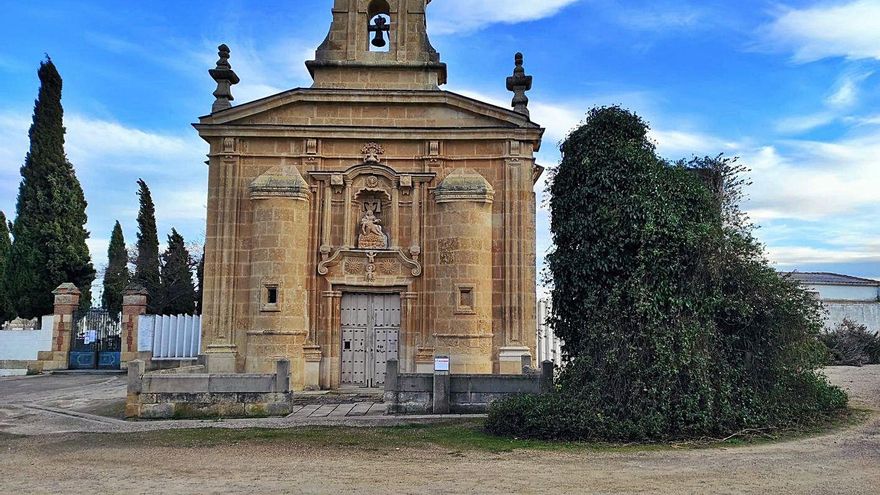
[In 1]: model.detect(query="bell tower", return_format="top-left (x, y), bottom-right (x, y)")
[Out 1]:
top-left (306, 0), bottom-right (447, 90)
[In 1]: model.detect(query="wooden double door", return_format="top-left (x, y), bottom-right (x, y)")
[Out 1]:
top-left (340, 293), bottom-right (400, 388)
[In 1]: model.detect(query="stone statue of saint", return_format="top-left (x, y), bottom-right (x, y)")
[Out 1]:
top-left (358, 202), bottom-right (388, 249)
top-left (361, 207), bottom-right (384, 237)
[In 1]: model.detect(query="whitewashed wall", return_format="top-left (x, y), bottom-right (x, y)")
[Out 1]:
top-left (806, 283), bottom-right (879, 302)
top-left (824, 302), bottom-right (880, 333)
top-left (536, 299), bottom-right (563, 367)
top-left (0, 315), bottom-right (54, 369)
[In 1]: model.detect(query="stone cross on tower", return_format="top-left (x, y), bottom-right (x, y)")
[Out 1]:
top-left (209, 44), bottom-right (241, 113)
top-left (506, 52), bottom-right (533, 118)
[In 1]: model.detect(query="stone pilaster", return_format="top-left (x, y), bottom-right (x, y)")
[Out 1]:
top-left (120, 284), bottom-right (149, 369)
top-left (202, 140), bottom-right (242, 373)
top-left (37, 283), bottom-right (82, 370)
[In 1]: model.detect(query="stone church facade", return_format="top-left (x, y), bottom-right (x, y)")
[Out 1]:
top-left (196, 0), bottom-right (544, 390)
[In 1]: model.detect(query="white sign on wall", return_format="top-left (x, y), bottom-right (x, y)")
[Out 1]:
top-left (434, 356), bottom-right (450, 372)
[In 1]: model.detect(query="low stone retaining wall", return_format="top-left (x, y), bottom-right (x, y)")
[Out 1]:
top-left (0, 360), bottom-right (44, 376)
top-left (384, 359), bottom-right (554, 414)
top-left (125, 359), bottom-right (294, 419)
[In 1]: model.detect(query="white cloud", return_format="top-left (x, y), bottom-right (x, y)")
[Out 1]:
top-left (762, 0), bottom-right (880, 62)
top-left (845, 114), bottom-right (880, 126)
top-left (200, 38), bottom-right (315, 104)
top-left (0, 111), bottom-right (209, 274)
top-left (766, 245), bottom-right (880, 266)
top-left (742, 134), bottom-right (880, 221)
top-left (428, 0), bottom-right (581, 35)
top-left (156, 188), bottom-right (208, 222)
top-left (65, 115), bottom-right (195, 164)
top-left (0, 113), bottom-right (29, 202)
top-left (612, 5), bottom-right (706, 32)
top-left (775, 112), bottom-right (837, 134)
top-left (648, 129), bottom-right (741, 157)
top-left (826, 75), bottom-right (861, 108)
top-left (774, 71), bottom-right (873, 134)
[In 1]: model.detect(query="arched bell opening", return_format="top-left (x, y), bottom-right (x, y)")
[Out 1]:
top-left (367, 0), bottom-right (392, 53)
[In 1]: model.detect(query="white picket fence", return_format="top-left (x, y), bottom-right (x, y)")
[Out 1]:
top-left (138, 314), bottom-right (202, 360)
top-left (536, 299), bottom-right (563, 367)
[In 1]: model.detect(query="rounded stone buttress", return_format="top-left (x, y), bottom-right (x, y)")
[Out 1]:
top-left (430, 169), bottom-right (495, 374)
top-left (245, 166), bottom-right (311, 389)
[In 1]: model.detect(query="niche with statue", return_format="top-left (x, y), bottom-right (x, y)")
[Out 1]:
top-left (356, 191), bottom-right (390, 250)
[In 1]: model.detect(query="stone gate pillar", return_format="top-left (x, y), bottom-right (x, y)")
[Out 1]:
top-left (120, 284), bottom-right (149, 369)
top-left (37, 283), bottom-right (82, 371)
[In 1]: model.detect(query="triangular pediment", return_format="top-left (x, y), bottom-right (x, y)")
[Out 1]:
top-left (198, 89), bottom-right (540, 130)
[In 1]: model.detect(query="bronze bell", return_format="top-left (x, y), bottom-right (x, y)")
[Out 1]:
top-left (370, 16), bottom-right (389, 48)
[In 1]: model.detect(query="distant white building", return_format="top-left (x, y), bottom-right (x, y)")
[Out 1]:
top-left (784, 272), bottom-right (880, 333)
top-left (536, 299), bottom-right (564, 367)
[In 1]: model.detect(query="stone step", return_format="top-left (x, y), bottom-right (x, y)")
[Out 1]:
top-left (293, 390), bottom-right (384, 405)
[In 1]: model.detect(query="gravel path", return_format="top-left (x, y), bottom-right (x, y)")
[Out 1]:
top-left (0, 366), bottom-right (878, 494)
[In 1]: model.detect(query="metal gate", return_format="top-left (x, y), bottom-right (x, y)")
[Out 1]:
top-left (341, 293), bottom-right (400, 388)
top-left (69, 308), bottom-right (122, 370)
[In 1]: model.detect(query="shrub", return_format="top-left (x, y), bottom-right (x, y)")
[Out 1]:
top-left (486, 106), bottom-right (847, 441)
top-left (821, 319), bottom-right (880, 366)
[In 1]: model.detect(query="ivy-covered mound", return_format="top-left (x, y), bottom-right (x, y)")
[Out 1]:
top-left (487, 106), bottom-right (847, 441)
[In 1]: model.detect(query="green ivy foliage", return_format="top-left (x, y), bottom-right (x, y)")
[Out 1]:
top-left (487, 106), bottom-right (847, 441)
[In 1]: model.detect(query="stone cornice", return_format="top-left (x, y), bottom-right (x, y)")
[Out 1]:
top-left (197, 89), bottom-right (541, 129)
top-left (195, 125), bottom-right (544, 146)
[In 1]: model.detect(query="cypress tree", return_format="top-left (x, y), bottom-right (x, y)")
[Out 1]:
top-left (160, 229), bottom-right (195, 315)
top-left (0, 212), bottom-right (15, 325)
top-left (134, 179), bottom-right (162, 313)
top-left (101, 221), bottom-right (129, 317)
top-left (6, 58), bottom-right (95, 317)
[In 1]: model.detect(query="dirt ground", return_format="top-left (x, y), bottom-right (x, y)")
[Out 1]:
top-left (1, 366), bottom-right (878, 495)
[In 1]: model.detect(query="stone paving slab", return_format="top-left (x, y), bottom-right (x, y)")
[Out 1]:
top-left (311, 405), bottom-right (339, 418)
top-left (349, 402), bottom-right (373, 416)
top-left (329, 404), bottom-right (355, 417)
top-left (367, 403), bottom-right (386, 415)
top-left (290, 404), bottom-right (321, 418)
top-left (0, 374), bottom-right (485, 436)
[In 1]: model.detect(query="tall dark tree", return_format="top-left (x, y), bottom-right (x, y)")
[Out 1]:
top-left (195, 253), bottom-right (205, 315)
top-left (134, 179), bottom-right (162, 313)
top-left (160, 229), bottom-right (196, 315)
top-left (6, 58), bottom-right (95, 317)
top-left (101, 221), bottom-right (129, 317)
top-left (0, 212), bottom-right (15, 325)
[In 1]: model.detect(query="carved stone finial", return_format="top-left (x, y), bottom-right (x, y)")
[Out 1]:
top-left (506, 52), bottom-right (533, 118)
top-left (362, 142), bottom-right (385, 163)
top-left (209, 44), bottom-right (241, 113)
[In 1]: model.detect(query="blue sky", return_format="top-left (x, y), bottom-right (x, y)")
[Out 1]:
top-left (1, 0), bottom-right (878, 289)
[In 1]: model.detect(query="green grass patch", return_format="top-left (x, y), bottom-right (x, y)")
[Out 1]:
top-left (88, 408), bottom-right (869, 454)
